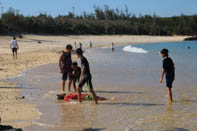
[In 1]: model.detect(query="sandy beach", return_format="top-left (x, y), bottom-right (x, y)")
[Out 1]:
top-left (0, 35), bottom-right (187, 129)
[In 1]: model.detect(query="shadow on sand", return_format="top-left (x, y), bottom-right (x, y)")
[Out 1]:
top-left (94, 90), bottom-right (143, 94)
top-left (82, 128), bottom-right (105, 131)
top-left (101, 102), bottom-right (164, 107)
top-left (165, 128), bottom-right (189, 131)
top-left (0, 86), bottom-right (24, 89)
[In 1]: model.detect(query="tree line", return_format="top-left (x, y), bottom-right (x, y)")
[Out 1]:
top-left (0, 6), bottom-right (197, 36)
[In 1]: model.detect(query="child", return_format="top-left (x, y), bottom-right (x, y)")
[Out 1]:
top-left (59, 45), bottom-right (73, 93)
top-left (76, 48), bottom-right (98, 104)
top-left (69, 62), bottom-right (81, 92)
top-left (160, 49), bottom-right (175, 103)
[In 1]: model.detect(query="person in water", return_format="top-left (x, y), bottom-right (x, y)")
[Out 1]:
top-left (10, 37), bottom-right (19, 60)
top-left (59, 45), bottom-right (73, 93)
top-left (76, 48), bottom-right (98, 104)
top-left (69, 62), bottom-right (81, 92)
top-left (112, 42), bottom-right (114, 52)
top-left (160, 49), bottom-right (175, 103)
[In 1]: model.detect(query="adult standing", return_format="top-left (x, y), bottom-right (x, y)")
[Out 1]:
top-left (10, 37), bottom-right (19, 60)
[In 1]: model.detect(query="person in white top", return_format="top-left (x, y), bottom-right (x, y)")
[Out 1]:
top-left (10, 37), bottom-right (19, 59)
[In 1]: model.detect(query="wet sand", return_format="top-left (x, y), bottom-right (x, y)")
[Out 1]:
top-left (5, 47), bottom-right (197, 131)
top-left (0, 35), bottom-right (187, 129)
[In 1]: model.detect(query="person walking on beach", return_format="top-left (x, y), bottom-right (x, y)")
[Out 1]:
top-left (10, 37), bottom-right (19, 60)
top-left (76, 48), bottom-right (98, 104)
top-left (160, 49), bottom-right (175, 103)
top-left (112, 42), bottom-right (114, 52)
top-left (74, 42), bottom-right (77, 49)
top-left (90, 41), bottom-right (93, 48)
top-left (59, 45), bottom-right (73, 93)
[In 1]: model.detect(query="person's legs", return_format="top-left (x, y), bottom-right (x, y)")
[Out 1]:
top-left (62, 80), bottom-right (66, 92)
top-left (77, 78), bottom-right (86, 103)
top-left (88, 80), bottom-right (98, 104)
top-left (68, 80), bottom-right (72, 92)
top-left (12, 48), bottom-right (15, 60)
top-left (15, 49), bottom-right (17, 59)
top-left (166, 79), bottom-right (173, 103)
top-left (77, 86), bottom-right (82, 103)
top-left (73, 80), bottom-right (77, 92)
top-left (166, 87), bottom-right (173, 102)
top-left (62, 72), bottom-right (68, 93)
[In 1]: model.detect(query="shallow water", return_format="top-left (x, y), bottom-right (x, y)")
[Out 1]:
top-left (7, 41), bottom-right (197, 131)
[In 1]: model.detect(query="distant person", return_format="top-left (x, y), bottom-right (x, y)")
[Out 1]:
top-left (160, 49), bottom-right (175, 103)
top-left (90, 41), bottom-right (93, 48)
top-left (59, 45), bottom-right (73, 93)
top-left (112, 42), bottom-right (114, 52)
top-left (69, 62), bottom-right (81, 92)
top-left (188, 46), bottom-right (191, 49)
top-left (76, 48), bottom-right (98, 104)
top-left (74, 42), bottom-right (77, 49)
top-left (79, 42), bottom-right (83, 49)
top-left (10, 37), bottom-right (19, 60)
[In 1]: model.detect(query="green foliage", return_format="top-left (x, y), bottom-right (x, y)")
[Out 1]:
top-left (0, 7), bottom-right (197, 35)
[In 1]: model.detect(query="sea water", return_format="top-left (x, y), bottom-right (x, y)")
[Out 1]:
top-left (7, 41), bottom-right (197, 131)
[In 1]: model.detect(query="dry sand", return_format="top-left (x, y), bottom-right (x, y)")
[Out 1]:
top-left (0, 34), bottom-right (187, 128)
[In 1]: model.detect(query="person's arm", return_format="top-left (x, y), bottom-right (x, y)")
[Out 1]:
top-left (80, 65), bottom-right (85, 82)
top-left (160, 69), bottom-right (165, 83)
top-left (59, 54), bottom-right (64, 73)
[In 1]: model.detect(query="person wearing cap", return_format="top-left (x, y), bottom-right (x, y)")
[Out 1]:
top-left (76, 48), bottom-right (98, 104)
top-left (59, 44), bottom-right (73, 93)
top-left (160, 49), bottom-right (175, 103)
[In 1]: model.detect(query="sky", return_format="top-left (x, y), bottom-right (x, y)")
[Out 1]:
top-left (0, 0), bottom-right (197, 17)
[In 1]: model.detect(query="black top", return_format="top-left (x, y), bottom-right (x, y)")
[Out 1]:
top-left (62, 52), bottom-right (72, 72)
top-left (81, 56), bottom-right (91, 76)
top-left (163, 57), bottom-right (175, 77)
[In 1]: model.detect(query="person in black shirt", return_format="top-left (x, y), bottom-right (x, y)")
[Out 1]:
top-left (160, 49), bottom-right (175, 103)
top-left (69, 62), bottom-right (81, 92)
top-left (76, 48), bottom-right (98, 104)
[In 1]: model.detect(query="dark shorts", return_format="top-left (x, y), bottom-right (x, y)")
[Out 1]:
top-left (69, 75), bottom-right (80, 82)
top-left (166, 73), bottom-right (174, 88)
top-left (78, 74), bottom-right (93, 89)
top-left (62, 72), bottom-right (71, 81)
top-left (12, 48), bottom-right (17, 53)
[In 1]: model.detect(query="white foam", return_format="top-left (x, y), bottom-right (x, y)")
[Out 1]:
top-left (123, 45), bottom-right (148, 53)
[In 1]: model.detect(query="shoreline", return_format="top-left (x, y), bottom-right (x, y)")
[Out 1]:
top-left (0, 35), bottom-right (187, 129)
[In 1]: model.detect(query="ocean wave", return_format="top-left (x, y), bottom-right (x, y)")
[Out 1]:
top-left (123, 45), bottom-right (148, 53)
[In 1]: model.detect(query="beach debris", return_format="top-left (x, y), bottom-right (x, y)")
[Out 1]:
top-left (16, 96), bottom-right (25, 100)
top-left (57, 93), bottom-right (66, 100)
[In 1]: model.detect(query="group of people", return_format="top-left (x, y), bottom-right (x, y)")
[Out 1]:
top-left (59, 45), bottom-right (98, 104)
top-left (59, 44), bottom-right (175, 104)
top-left (9, 37), bottom-right (175, 104)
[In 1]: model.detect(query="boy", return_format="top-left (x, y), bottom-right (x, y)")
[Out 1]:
top-left (59, 45), bottom-right (73, 93)
top-left (69, 62), bottom-right (81, 92)
top-left (160, 49), bottom-right (175, 103)
top-left (76, 48), bottom-right (98, 104)
top-left (10, 37), bottom-right (19, 60)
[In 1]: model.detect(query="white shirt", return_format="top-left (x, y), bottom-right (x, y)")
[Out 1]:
top-left (10, 40), bottom-right (18, 48)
